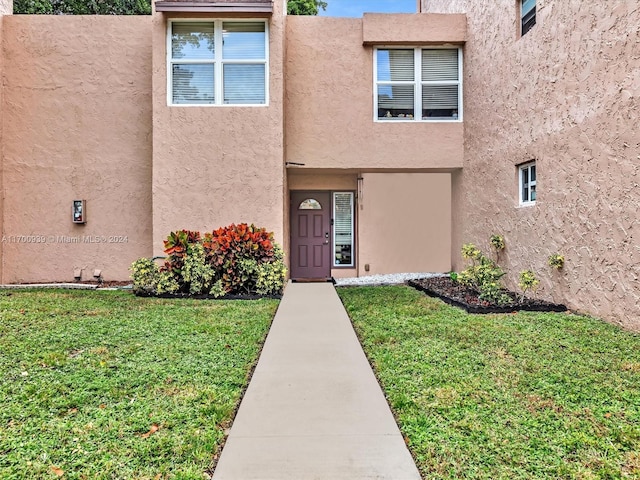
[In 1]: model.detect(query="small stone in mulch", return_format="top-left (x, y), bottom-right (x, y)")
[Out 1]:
top-left (408, 277), bottom-right (567, 314)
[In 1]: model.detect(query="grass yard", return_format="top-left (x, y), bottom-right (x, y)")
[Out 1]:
top-left (0, 289), bottom-right (278, 479)
top-left (338, 285), bottom-right (640, 480)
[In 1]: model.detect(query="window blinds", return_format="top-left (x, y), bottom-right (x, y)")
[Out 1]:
top-left (376, 47), bottom-right (461, 119)
top-left (222, 22), bottom-right (266, 60)
top-left (333, 192), bottom-right (353, 266)
top-left (171, 22), bottom-right (215, 59)
top-left (170, 21), bottom-right (267, 105)
top-left (172, 64), bottom-right (215, 104)
top-left (421, 49), bottom-right (458, 82)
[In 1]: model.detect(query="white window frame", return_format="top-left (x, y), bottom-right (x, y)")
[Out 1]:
top-left (333, 192), bottom-right (355, 268)
top-left (167, 19), bottom-right (269, 107)
top-left (521, 0), bottom-right (536, 36)
top-left (373, 46), bottom-right (463, 122)
top-left (519, 162), bottom-right (536, 206)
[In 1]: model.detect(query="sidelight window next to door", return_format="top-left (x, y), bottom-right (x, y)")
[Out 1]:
top-left (333, 192), bottom-right (354, 267)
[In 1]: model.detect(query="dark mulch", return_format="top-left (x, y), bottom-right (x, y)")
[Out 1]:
top-left (408, 277), bottom-right (567, 314)
top-left (133, 292), bottom-right (281, 300)
top-left (86, 280), bottom-right (132, 287)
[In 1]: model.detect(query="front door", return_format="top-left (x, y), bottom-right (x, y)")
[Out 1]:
top-left (290, 191), bottom-right (332, 280)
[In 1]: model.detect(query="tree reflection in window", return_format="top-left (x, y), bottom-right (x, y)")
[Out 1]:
top-left (299, 199), bottom-right (322, 210)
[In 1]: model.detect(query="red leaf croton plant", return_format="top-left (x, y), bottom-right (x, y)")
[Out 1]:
top-left (131, 224), bottom-right (286, 297)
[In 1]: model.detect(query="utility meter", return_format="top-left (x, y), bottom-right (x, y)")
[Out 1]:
top-left (73, 200), bottom-right (86, 224)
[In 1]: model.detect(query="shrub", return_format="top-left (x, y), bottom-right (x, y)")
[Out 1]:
top-left (255, 245), bottom-right (287, 295)
top-left (161, 229), bottom-right (202, 284)
top-left (458, 243), bottom-right (510, 305)
top-left (156, 271), bottom-right (180, 294)
top-left (209, 279), bottom-right (226, 298)
top-left (130, 224), bottom-right (286, 297)
top-left (490, 234), bottom-right (506, 252)
top-left (461, 243), bottom-right (482, 262)
top-left (203, 223), bottom-right (276, 293)
top-left (518, 270), bottom-right (540, 301)
top-left (130, 258), bottom-right (159, 295)
top-left (548, 254), bottom-right (565, 269)
top-left (182, 243), bottom-right (216, 295)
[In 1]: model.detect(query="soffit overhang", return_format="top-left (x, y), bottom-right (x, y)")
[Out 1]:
top-left (155, 0), bottom-right (272, 13)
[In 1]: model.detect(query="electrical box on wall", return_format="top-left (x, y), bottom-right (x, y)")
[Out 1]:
top-left (73, 200), bottom-right (86, 224)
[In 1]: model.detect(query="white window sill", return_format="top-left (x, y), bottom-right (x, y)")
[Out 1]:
top-left (375, 118), bottom-right (463, 123)
top-left (168, 103), bottom-right (269, 107)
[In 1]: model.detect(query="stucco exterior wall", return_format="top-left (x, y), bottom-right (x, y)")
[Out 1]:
top-left (362, 13), bottom-right (466, 45)
top-left (421, 0), bottom-right (466, 14)
top-left (151, 7), bottom-right (286, 256)
top-left (1, 16), bottom-right (153, 282)
top-left (285, 16), bottom-right (464, 171)
top-left (288, 172), bottom-right (357, 192)
top-left (0, 10), bottom-right (6, 283)
top-left (427, 0), bottom-right (640, 329)
top-left (359, 173), bottom-right (451, 275)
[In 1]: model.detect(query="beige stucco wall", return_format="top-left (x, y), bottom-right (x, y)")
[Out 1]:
top-left (288, 172), bottom-right (357, 192)
top-left (421, 0), bottom-right (466, 14)
top-left (285, 16), bottom-right (464, 171)
top-left (0, 8), bottom-right (7, 283)
top-left (151, 7), bottom-right (286, 256)
top-left (362, 13), bottom-right (466, 45)
top-left (1, 16), bottom-right (153, 282)
top-left (359, 173), bottom-right (451, 275)
top-left (425, 0), bottom-right (640, 329)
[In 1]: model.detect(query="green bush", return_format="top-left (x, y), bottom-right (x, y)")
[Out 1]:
top-left (182, 243), bottom-right (216, 295)
top-left (518, 270), bottom-right (540, 301)
top-left (458, 243), bottom-right (510, 305)
top-left (548, 254), bottom-right (565, 269)
top-left (490, 234), bottom-right (506, 251)
top-left (156, 270), bottom-right (180, 294)
top-left (130, 224), bottom-right (286, 297)
top-left (130, 258), bottom-right (159, 295)
top-left (256, 245), bottom-right (287, 295)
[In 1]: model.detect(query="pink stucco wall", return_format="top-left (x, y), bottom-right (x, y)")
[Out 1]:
top-left (285, 15), bottom-right (464, 171)
top-left (1, 16), bottom-right (153, 282)
top-left (359, 173), bottom-right (451, 275)
top-left (421, 0), bottom-right (466, 14)
top-left (0, 10), bottom-right (7, 282)
top-left (424, 0), bottom-right (640, 329)
top-left (151, 8), bottom-right (286, 256)
top-left (362, 12), bottom-right (466, 45)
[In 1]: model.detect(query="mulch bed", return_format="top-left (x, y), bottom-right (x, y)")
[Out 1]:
top-left (408, 277), bottom-right (567, 314)
top-left (133, 292), bottom-right (282, 300)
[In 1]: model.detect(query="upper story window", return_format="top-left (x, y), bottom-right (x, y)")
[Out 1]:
top-left (374, 47), bottom-right (462, 122)
top-left (168, 20), bottom-right (268, 106)
top-left (519, 162), bottom-right (536, 206)
top-left (521, 0), bottom-right (536, 36)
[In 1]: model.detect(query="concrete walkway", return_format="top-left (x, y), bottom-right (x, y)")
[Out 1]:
top-left (213, 282), bottom-right (421, 480)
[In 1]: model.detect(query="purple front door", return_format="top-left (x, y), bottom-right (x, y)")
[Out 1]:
top-left (290, 191), bottom-right (332, 280)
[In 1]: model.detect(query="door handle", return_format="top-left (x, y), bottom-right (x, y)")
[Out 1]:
top-left (324, 232), bottom-right (329, 244)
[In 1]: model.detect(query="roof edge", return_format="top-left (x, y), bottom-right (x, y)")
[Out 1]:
top-left (155, 2), bottom-right (273, 13)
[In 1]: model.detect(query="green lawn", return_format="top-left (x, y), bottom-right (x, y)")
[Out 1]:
top-left (338, 285), bottom-right (640, 480)
top-left (0, 289), bottom-right (278, 480)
